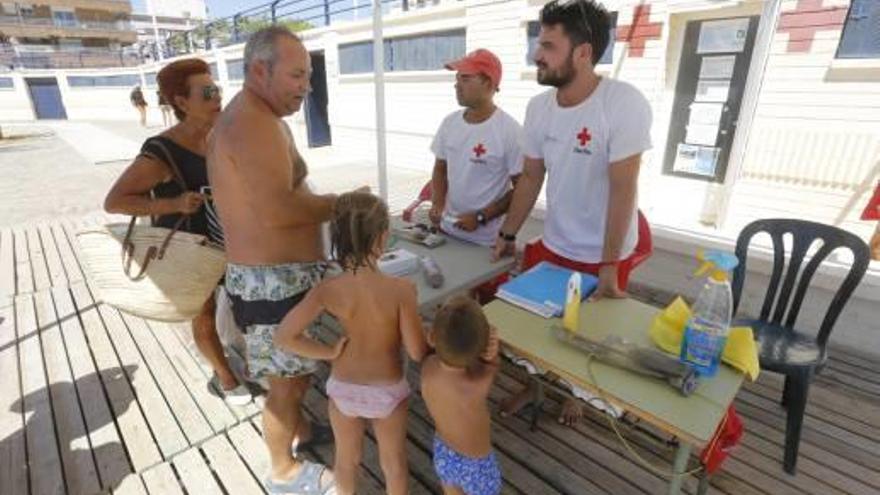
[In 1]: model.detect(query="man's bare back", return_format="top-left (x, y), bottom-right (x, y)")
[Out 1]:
top-left (208, 88), bottom-right (333, 265)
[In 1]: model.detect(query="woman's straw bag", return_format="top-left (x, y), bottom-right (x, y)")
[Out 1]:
top-left (77, 217), bottom-right (225, 321)
top-left (77, 139), bottom-right (225, 322)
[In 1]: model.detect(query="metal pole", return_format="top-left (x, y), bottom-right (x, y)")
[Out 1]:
top-left (151, 15), bottom-right (163, 61)
top-left (324, 0), bottom-right (331, 26)
top-left (271, 0), bottom-right (281, 23)
top-left (372, 0), bottom-right (388, 201)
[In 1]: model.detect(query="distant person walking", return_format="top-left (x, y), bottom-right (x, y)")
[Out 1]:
top-left (130, 85), bottom-right (148, 127)
top-left (158, 89), bottom-right (174, 128)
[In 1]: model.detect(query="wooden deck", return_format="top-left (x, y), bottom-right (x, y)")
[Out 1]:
top-left (1, 215), bottom-right (879, 495)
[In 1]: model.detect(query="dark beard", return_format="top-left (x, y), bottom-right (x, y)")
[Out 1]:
top-left (536, 51), bottom-right (577, 88)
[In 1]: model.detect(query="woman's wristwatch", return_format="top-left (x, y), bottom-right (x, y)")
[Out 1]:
top-left (476, 210), bottom-right (487, 226)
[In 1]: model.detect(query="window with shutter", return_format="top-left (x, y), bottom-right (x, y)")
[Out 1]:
top-left (836, 0), bottom-right (880, 59)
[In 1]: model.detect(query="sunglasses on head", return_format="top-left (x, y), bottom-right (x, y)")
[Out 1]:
top-left (201, 84), bottom-right (222, 101)
top-left (556, 0), bottom-right (594, 47)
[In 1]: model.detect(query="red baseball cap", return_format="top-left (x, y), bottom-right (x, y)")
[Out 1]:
top-left (445, 49), bottom-right (502, 89)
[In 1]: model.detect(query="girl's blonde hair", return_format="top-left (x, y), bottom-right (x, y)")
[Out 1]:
top-left (331, 191), bottom-right (389, 271)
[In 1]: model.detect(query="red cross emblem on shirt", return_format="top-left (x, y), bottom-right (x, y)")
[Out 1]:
top-left (473, 143), bottom-right (487, 158)
top-left (577, 127), bottom-right (592, 147)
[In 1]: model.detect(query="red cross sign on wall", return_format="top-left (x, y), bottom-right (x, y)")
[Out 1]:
top-left (777, 0), bottom-right (848, 53)
top-left (616, 4), bottom-right (663, 58)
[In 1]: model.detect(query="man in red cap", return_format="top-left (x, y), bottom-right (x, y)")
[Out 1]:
top-left (428, 48), bottom-right (524, 248)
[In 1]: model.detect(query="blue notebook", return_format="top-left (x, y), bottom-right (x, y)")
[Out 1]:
top-left (496, 261), bottom-right (599, 318)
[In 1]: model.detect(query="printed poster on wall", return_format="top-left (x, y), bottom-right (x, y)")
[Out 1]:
top-left (699, 55), bottom-right (736, 79)
top-left (697, 18), bottom-right (749, 54)
top-left (673, 144), bottom-right (720, 177)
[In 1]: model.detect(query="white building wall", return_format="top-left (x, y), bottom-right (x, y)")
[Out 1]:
top-left (0, 73), bottom-right (35, 121)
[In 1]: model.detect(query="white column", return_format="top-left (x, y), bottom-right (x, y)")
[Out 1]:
top-left (372, 0), bottom-right (388, 201)
top-left (717, 0), bottom-right (782, 228)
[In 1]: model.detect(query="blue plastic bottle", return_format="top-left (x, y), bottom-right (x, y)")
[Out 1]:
top-left (680, 250), bottom-right (738, 377)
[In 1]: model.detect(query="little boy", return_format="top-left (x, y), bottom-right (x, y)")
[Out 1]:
top-left (421, 295), bottom-right (501, 495)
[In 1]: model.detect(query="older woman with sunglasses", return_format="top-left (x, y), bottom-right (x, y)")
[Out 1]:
top-left (104, 59), bottom-right (251, 405)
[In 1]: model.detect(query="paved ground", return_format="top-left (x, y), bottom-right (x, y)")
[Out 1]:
top-left (0, 120), bottom-right (430, 229)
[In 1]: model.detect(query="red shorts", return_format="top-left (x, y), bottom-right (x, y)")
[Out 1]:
top-left (522, 240), bottom-right (636, 290)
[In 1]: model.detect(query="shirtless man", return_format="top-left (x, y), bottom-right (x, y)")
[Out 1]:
top-left (208, 26), bottom-right (348, 492)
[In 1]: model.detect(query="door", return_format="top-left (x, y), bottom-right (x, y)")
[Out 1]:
top-left (26, 77), bottom-right (67, 120)
top-left (662, 16), bottom-right (759, 182)
top-left (304, 51), bottom-right (331, 148)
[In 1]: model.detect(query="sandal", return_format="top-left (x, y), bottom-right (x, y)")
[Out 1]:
top-left (207, 374), bottom-right (252, 406)
top-left (263, 461), bottom-right (335, 494)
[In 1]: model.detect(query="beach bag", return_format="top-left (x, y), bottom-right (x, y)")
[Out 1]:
top-left (77, 140), bottom-right (225, 322)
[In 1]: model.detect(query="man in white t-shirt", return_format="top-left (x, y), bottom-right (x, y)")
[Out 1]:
top-left (494, 0), bottom-right (653, 425)
top-left (429, 49), bottom-right (524, 247)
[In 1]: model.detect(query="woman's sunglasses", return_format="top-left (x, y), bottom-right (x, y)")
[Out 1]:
top-left (201, 84), bottom-right (222, 101)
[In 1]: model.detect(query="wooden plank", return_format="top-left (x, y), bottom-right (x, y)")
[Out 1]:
top-left (819, 368), bottom-right (880, 397)
top-left (735, 388), bottom-right (880, 458)
top-left (113, 473), bottom-right (148, 495)
top-left (0, 297), bottom-right (28, 495)
top-left (492, 370), bottom-right (718, 495)
top-left (747, 373), bottom-right (880, 431)
top-left (50, 222), bottom-right (84, 284)
top-left (732, 399), bottom-right (880, 489)
top-left (733, 398), bottom-right (876, 471)
top-left (69, 282), bottom-right (163, 472)
top-left (736, 419), bottom-right (879, 495)
top-left (146, 319), bottom-right (242, 431)
top-left (226, 422), bottom-right (272, 487)
top-left (15, 293), bottom-right (65, 495)
top-left (52, 286), bottom-right (133, 491)
top-left (166, 320), bottom-right (262, 420)
top-left (828, 345), bottom-right (880, 374)
top-left (0, 228), bottom-right (15, 298)
top-left (172, 447), bottom-right (224, 495)
top-left (743, 379), bottom-right (880, 440)
top-left (200, 434), bottom-right (264, 495)
top-left (95, 301), bottom-right (189, 458)
top-left (33, 289), bottom-right (102, 495)
top-left (38, 224), bottom-right (67, 288)
top-left (141, 463), bottom-right (184, 495)
top-left (13, 227), bottom-right (33, 295)
top-left (25, 227), bottom-right (51, 292)
top-left (486, 375), bottom-right (656, 494)
top-left (118, 312), bottom-right (214, 445)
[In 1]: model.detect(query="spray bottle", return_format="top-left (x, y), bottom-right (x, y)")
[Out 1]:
top-left (680, 250), bottom-right (738, 377)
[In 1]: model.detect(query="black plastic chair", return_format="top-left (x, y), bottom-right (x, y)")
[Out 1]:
top-left (731, 219), bottom-right (870, 474)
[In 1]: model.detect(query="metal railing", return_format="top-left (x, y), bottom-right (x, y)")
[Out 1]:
top-left (0, 45), bottom-right (141, 69)
top-left (0, 14), bottom-right (132, 32)
top-left (164, 0), bottom-right (434, 56)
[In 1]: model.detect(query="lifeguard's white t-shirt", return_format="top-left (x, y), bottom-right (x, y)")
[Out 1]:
top-left (431, 108), bottom-right (524, 246)
top-left (523, 78), bottom-right (652, 263)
